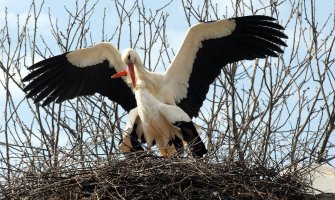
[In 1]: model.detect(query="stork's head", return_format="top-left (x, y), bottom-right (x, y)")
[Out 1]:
top-left (121, 48), bottom-right (140, 65)
top-left (112, 49), bottom-right (141, 88)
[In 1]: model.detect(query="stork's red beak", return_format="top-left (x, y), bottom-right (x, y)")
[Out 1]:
top-left (127, 64), bottom-right (136, 88)
top-left (111, 64), bottom-right (136, 88)
top-left (111, 70), bottom-right (127, 78)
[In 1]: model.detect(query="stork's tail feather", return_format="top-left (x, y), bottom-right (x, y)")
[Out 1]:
top-left (174, 121), bottom-right (207, 157)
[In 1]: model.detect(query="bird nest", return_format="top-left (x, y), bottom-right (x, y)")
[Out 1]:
top-left (2, 154), bottom-right (316, 200)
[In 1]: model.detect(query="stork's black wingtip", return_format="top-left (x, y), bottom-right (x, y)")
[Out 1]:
top-left (22, 87), bottom-right (29, 93)
top-left (41, 97), bottom-right (55, 107)
top-left (28, 63), bottom-right (42, 70)
top-left (25, 90), bottom-right (35, 98)
top-left (235, 15), bottom-right (277, 21)
top-left (276, 25), bottom-right (286, 30)
top-left (22, 75), bottom-right (31, 82)
top-left (42, 99), bottom-right (54, 107)
top-left (262, 15), bottom-right (277, 21)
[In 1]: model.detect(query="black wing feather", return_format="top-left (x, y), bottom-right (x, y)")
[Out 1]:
top-left (23, 53), bottom-right (136, 112)
top-left (177, 15), bottom-right (287, 118)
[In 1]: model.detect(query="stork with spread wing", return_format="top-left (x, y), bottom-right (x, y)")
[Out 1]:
top-left (23, 15), bottom-right (287, 157)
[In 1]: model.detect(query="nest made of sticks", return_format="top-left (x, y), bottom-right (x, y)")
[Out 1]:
top-left (2, 155), bottom-right (316, 200)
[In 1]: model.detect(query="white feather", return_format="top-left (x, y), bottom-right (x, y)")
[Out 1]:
top-left (66, 42), bottom-right (126, 73)
top-left (164, 19), bottom-right (236, 102)
top-left (158, 104), bottom-right (191, 124)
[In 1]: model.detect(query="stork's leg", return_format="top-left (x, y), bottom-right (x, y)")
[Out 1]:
top-left (159, 146), bottom-right (177, 157)
top-left (155, 136), bottom-right (177, 157)
top-left (169, 136), bottom-right (184, 156)
top-left (119, 123), bottom-right (144, 153)
top-left (173, 121), bottom-right (207, 157)
top-left (130, 124), bottom-right (145, 151)
top-left (119, 107), bottom-right (145, 154)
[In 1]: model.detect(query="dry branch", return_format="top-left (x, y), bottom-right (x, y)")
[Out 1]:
top-left (2, 156), bottom-right (315, 200)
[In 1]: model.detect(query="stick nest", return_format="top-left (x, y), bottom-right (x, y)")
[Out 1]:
top-left (2, 155), bottom-right (316, 200)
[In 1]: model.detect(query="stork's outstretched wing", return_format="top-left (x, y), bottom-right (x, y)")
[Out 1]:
top-left (23, 43), bottom-right (136, 111)
top-left (164, 15), bottom-right (287, 118)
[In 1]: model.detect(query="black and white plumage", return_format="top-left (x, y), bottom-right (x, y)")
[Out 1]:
top-left (23, 15), bottom-right (287, 157)
top-left (23, 44), bottom-right (136, 111)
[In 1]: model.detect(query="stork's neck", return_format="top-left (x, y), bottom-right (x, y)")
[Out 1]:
top-left (132, 62), bottom-right (148, 90)
top-left (133, 64), bottom-right (161, 94)
top-left (134, 63), bottom-right (147, 81)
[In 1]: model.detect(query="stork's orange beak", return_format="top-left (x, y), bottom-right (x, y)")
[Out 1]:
top-left (127, 64), bottom-right (136, 88)
top-left (111, 70), bottom-right (127, 78)
top-left (111, 64), bottom-right (136, 88)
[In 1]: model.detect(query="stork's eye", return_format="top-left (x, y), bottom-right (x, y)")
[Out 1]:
top-left (128, 55), bottom-right (131, 61)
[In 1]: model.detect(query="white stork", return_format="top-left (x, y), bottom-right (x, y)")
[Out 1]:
top-left (23, 15), bottom-right (287, 157)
